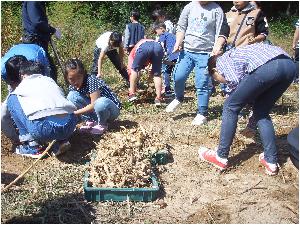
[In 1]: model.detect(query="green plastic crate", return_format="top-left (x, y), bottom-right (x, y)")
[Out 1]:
top-left (151, 149), bottom-right (170, 165)
top-left (84, 171), bottom-right (160, 202)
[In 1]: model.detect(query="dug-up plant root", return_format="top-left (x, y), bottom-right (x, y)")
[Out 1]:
top-left (88, 126), bottom-right (167, 188)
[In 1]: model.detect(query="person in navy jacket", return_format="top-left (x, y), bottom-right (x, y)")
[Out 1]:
top-left (22, 1), bottom-right (61, 82)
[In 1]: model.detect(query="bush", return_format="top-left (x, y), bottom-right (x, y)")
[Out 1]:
top-left (1, 2), bottom-right (299, 99)
top-left (268, 15), bottom-right (298, 56)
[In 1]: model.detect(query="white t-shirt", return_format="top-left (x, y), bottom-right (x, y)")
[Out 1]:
top-left (95, 31), bottom-right (122, 53)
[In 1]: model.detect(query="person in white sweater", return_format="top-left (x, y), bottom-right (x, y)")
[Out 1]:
top-left (4, 60), bottom-right (78, 158)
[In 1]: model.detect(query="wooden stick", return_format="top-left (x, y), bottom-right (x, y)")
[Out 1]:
top-left (239, 180), bottom-right (262, 194)
top-left (1, 140), bottom-right (57, 193)
top-left (277, 164), bottom-right (286, 183)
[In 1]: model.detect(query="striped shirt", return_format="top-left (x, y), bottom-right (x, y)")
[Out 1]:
top-left (69, 75), bottom-right (121, 109)
top-left (216, 43), bottom-right (290, 93)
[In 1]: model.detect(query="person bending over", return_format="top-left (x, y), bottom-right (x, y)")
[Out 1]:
top-left (91, 31), bottom-right (129, 85)
top-left (198, 43), bottom-right (296, 176)
top-left (127, 39), bottom-right (164, 106)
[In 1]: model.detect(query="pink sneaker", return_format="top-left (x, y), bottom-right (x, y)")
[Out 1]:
top-left (89, 124), bottom-right (108, 135)
top-left (198, 147), bottom-right (228, 171)
top-left (79, 121), bottom-right (97, 133)
top-left (259, 153), bottom-right (278, 176)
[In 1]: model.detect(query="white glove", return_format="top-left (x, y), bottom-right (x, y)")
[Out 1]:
top-left (54, 28), bottom-right (62, 39)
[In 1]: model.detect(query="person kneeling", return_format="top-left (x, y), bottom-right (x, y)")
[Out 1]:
top-left (6, 61), bottom-right (78, 158)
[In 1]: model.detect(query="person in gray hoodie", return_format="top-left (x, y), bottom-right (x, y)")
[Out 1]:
top-left (166, 1), bottom-right (229, 125)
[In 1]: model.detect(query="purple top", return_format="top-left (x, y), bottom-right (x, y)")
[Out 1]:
top-left (216, 43), bottom-right (290, 93)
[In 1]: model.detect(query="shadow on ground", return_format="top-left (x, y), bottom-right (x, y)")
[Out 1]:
top-left (229, 134), bottom-right (291, 168)
top-left (2, 193), bottom-right (96, 224)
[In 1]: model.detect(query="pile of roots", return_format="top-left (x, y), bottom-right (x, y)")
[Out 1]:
top-left (88, 126), bottom-right (166, 188)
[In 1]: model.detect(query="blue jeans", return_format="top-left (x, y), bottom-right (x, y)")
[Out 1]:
top-left (1, 98), bottom-right (19, 142)
top-left (217, 56), bottom-right (296, 164)
top-left (172, 50), bottom-right (211, 116)
top-left (67, 91), bottom-right (120, 126)
top-left (7, 95), bottom-right (78, 143)
top-left (162, 62), bottom-right (175, 90)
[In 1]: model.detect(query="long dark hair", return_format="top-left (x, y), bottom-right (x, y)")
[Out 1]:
top-left (64, 58), bottom-right (87, 83)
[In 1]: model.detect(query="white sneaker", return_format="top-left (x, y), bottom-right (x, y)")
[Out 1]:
top-left (191, 114), bottom-right (207, 126)
top-left (166, 99), bottom-right (181, 113)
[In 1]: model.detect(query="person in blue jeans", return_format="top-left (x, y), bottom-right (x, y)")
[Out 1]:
top-left (1, 50), bottom-right (53, 145)
top-left (153, 22), bottom-right (179, 96)
top-left (198, 43), bottom-right (296, 176)
top-left (2, 56), bottom-right (28, 143)
top-left (6, 60), bottom-right (78, 158)
top-left (165, 1), bottom-right (229, 126)
top-left (65, 58), bottom-right (121, 135)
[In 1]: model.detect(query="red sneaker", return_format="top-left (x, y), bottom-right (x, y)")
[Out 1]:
top-left (198, 147), bottom-right (228, 171)
top-left (259, 153), bottom-right (278, 176)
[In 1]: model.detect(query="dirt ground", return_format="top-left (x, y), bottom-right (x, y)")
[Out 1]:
top-left (1, 83), bottom-right (299, 224)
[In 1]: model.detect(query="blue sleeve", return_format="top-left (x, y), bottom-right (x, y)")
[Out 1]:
top-left (141, 25), bottom-right (145, 38)
top-left (36, 48), bottom-right (50, 67)
top-left (158, 34), bottom-right (165, 43)
top-left (165, 34), bottom-right (175, 56)
top-left (26, 2), bottom-right (56, 35)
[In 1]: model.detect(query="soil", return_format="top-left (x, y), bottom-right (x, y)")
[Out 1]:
top-left (1, 84), bottom-right (299, 224)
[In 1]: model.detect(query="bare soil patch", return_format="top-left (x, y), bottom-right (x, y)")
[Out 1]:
top-left (1, 83), bottom-right (298, 224)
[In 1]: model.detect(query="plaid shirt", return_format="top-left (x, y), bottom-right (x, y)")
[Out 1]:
top-left (295, 19), bottom-right (299, 48)
top-left (216, 43), bottom-right (290, 93)
top-left (69, 74), bottom-right (121, 109)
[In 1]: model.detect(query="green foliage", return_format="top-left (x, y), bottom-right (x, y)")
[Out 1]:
top-left (269, 15), bottom-right (298, 37)
top-left (1, 80), bottom-right (8, 100)
top-left (1, 1), bottom-right (22, 54)
top-left (268, 15), bottom-right (298, 56)
top-left (47, 2), bottom-right (103, 87)
top-left (88, 2), bottom-right (155, 32)
top-left (1, 1), bottom-right (299, 100)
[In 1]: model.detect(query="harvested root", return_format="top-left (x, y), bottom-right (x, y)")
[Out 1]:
top-left (88, 126), bottom-right (167, 188)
